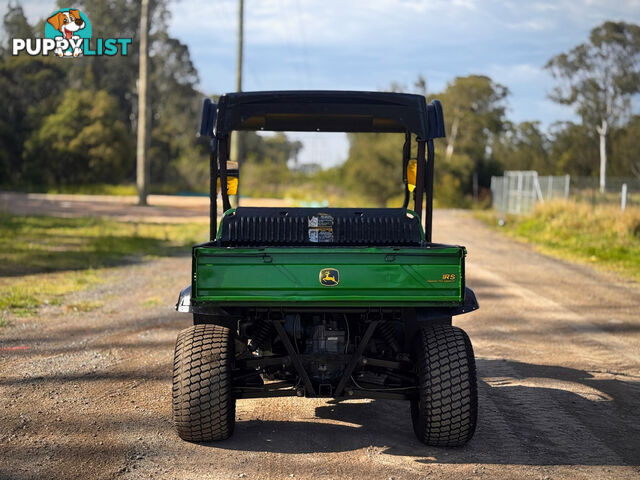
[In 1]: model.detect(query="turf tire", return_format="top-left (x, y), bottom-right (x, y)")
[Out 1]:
top-left (411, 324), bottom-right (477, 447)
top-left (172, 324), bottom-right (235, 442)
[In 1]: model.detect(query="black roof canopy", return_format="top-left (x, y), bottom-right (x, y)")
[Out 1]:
top-left (212, 90), bottom-right (444, 139)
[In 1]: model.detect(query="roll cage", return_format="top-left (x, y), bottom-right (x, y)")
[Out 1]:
top-left (199, 90), bottom-right (446, 242)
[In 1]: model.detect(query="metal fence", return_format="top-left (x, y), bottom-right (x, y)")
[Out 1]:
top-left (490, 171), bottom-right (569, 214)
top-left (570, 176), bottom-right (640, 210)
top-left (491, 171), bottom-right (640, 214)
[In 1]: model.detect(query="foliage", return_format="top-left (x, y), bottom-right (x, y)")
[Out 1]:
top-left (3, 5), bottom-right (640, 207)
top-left (548, 121), bottom-right (600, 177)
top-left (432, 75), bottom-right (509, 189)
top-left (479, 201), bottom-right (640, 281)
top-left (338, 76), bottom-right (509, 207)
top-left (23, 89), bottom-right (132, 185)
top-left (0, 1), bottom-right (210, 192)
top-left (546, 21), bottom-right (640, 186)
top-left (239, 133), bottom-right (304, 197)
top-left (243, 132), bottom-right (302, 165)
top-left (341, 133), bottom-right (405, 207)
top-left (611, 115), bottom-right (640, 178)
top-left (546, 22), bottom-right (640, 127)
top-left (432, 75), bottom-right (508, 160)
top-left (491, 121), bottom-right (552, 174)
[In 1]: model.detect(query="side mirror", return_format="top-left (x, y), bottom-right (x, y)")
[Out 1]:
top-left (217, 161), bottom-right (239, 196)
top-left (199, 98), bottom-right (217, 137)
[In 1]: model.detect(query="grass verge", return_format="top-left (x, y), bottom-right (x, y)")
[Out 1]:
top-left (0, 213), bottom-right (207, 320)
top-left (476, 201), bottom-right (640, 282)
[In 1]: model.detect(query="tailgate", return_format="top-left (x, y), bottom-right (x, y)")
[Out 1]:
top-left (192, 246), bottom-right (465, 307)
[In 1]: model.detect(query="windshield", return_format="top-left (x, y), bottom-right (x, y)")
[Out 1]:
top-left (229, 131), bottom-right (409, 209)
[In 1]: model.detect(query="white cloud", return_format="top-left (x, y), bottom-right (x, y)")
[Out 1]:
top-left (505, 19), bottom-right (554, 32)
top-left (531, 2), bottom-right (560, 12)
top-left (486, 63), bottom-right (546, 83)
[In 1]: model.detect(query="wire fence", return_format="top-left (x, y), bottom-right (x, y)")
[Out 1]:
top-left (490, 171), bottom-right (639, 214)
top-left (570, 176), bottom-right (640, 210)
top-left (490, 171), bottom-right (569, 214)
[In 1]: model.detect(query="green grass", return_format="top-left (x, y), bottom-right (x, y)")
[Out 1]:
top-left (43, 183), bottom-right (201, 196)
top-left (45, 183), bottom-right (138, 196)
top-left (0, 270), bottom-right (101, 317)
top-left (476, 202), bottom-right (640, 281)
top-left (0, 213), bottom-right (208, 275)
top-left (0, 213), bottom-right (208, 318)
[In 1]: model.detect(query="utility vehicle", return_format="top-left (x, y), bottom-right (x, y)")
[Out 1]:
top-left (173, 91), bottom-right (479, 446)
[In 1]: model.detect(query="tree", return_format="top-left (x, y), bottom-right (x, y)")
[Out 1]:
top-left (429, 75), bottom-right (509, 197)
top-left (0, 0), bottom-right (209, 191)
top-left (546, 21), bottom-right (640, 192)
top-left (548, 121), bottom-right (599, 177)
top-left (23, 89), bottom-right (133, 186)
top-left (492, 121), bottom-right (551, 173)
top-left (0, 6), bottom-right (67, 185)
top-left (339, 76), bottom-right (509, 207)
top-left (432, 75), bottom-right (509, 164)
top-left (1, 3), bottom-right (34, 45)
top-left (342, 133), bottom-right (405, 207)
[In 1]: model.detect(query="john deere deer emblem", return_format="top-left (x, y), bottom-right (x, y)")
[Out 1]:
top-left (319, 268), bottom-right (339, 286)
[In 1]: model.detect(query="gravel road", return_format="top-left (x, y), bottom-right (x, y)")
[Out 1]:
top-left (1, 209), bottom-right (639, 479)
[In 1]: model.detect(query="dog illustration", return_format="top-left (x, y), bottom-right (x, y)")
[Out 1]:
top-left (47, 9), bottom-right (85, 57)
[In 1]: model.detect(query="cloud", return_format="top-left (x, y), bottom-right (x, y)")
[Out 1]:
top-left (505, 19), bottom-right (554, 32)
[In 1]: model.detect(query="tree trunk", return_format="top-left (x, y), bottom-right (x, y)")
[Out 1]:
top-left (136, 0), bottom-right (150, 206)
top-left (445, 116), bottom-right (459, 161)
top-left (596, 119), bottom-right (607, 194)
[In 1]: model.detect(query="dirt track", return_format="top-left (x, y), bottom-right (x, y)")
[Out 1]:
top-left (1, 208), bottom-right (640, 479)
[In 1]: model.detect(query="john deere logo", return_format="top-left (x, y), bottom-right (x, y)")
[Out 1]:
top-left (319, 268), bottom-right (339, 286)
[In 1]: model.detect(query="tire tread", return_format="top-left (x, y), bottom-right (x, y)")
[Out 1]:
top-left (172, 324), bottom-right (235, 442)
top-left (412, 324), bottom-right (477, 447)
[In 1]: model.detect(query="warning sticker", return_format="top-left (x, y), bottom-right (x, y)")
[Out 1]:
top-left (308, 213), bottom-right (334, 242)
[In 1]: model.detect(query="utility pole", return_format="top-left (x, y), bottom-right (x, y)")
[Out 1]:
top-left (236, 0), bottom-right (244, 93)
top-left (230, 0), bottom-right (244, 198)
top-left (136, 0), bottom-right (150, 206)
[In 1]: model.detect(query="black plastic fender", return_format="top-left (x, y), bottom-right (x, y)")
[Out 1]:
top-left (415, 287), bottom-right (479, 323)
top-left (456, 287), bottom-right (479, 316)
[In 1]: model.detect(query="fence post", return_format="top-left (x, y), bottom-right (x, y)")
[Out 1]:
top-left (621, 183), bottom-right (628, 212)
top-left (505, 174), bottom-right (511, 213)
top-left (534, 175), bottom-right (544, 203)
top-left (564, 174), bottom-right (570, 201)
top-left (547, 176), bottom-right (552, 200)
top-left (516, 172), bottom-right (524, 214)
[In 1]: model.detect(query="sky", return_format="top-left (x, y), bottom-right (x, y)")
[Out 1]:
top-left (9, 0), bottom-right (640, 167)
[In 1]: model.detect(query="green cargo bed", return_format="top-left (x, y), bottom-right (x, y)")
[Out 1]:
top-left (192, 245), bottom-right (465, 307)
